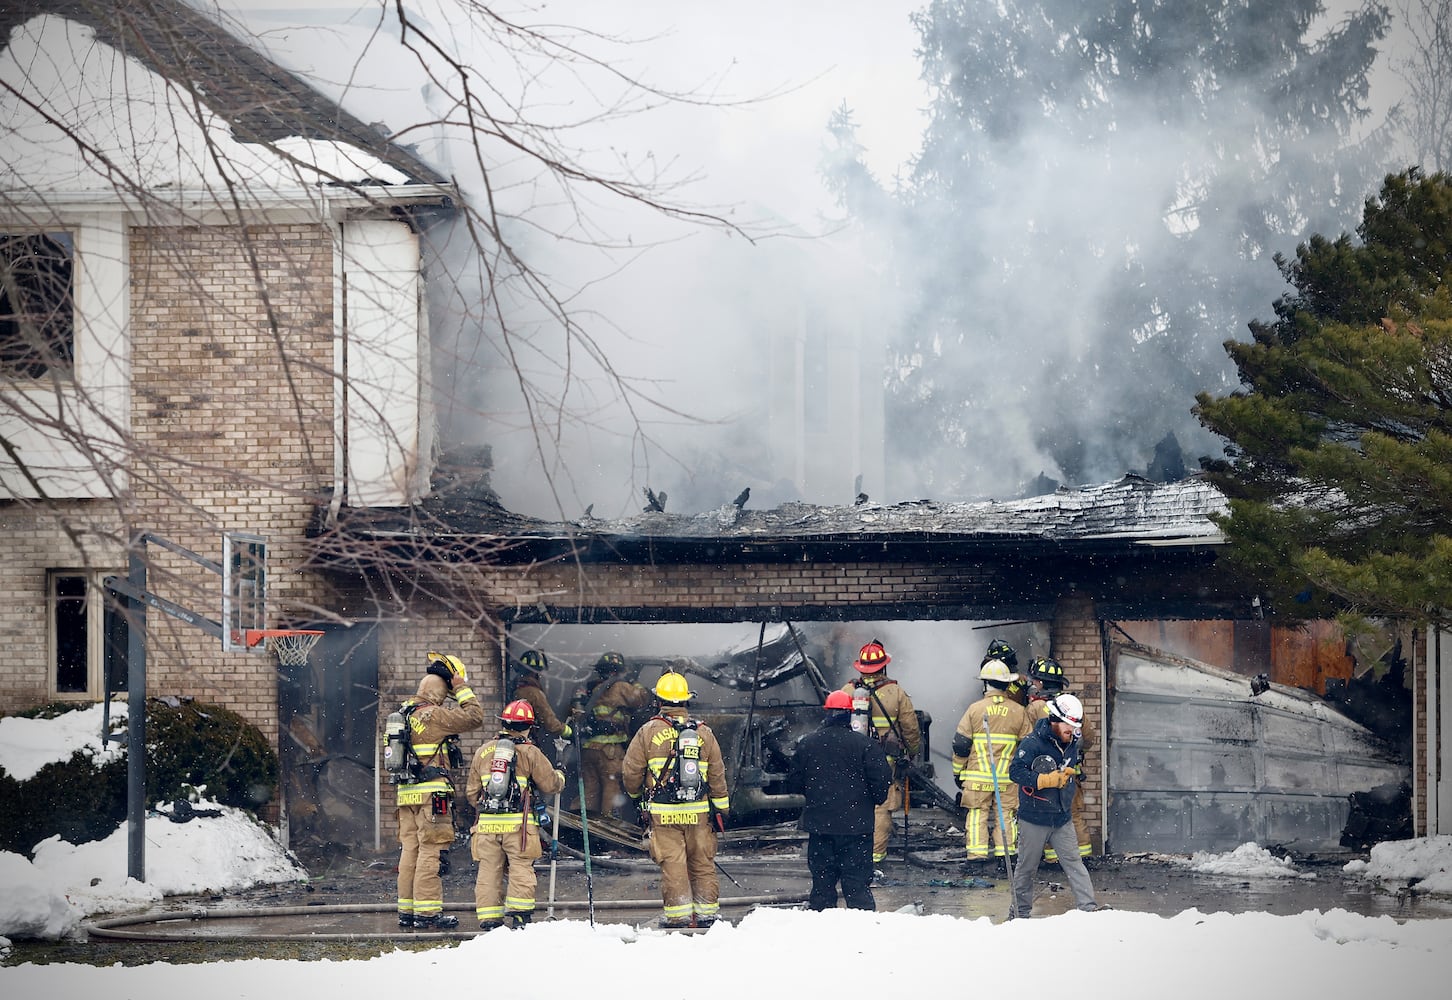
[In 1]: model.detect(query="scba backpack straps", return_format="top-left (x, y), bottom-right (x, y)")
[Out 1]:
top-left (651, 719), bottom-right (705, 804)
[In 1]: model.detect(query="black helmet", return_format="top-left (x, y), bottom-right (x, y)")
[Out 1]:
top-left (983, 639), bottom-right (1018, 671)
top-left (1027, 656), bottom-right (1066, 690)
top-left (595, 651), bottom-right (626, 674)
top-left (518, 649), bottom-right (548, 675)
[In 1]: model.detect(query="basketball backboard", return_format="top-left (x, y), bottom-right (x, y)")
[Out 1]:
top-left (222, 532), bottom-right (266, 652)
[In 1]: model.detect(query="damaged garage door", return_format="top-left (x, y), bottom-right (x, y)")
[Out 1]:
top-left (1107, 643), bottom-right (1408, 854)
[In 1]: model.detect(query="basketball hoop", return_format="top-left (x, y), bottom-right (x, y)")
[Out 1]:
top-left (244, 629), bottom-right (323, 666)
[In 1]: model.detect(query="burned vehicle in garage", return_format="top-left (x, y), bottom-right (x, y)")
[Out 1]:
top-left (508, 622), bottom-right (959, 828)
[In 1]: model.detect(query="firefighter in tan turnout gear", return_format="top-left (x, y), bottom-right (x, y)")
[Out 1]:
top-left (839, 638), bottom-right (920, 865)
top-left (510, 649), bottom-right (571, 764)
top-left (623, 671), bottom-right (731, 928)
top-left (953, 658), bottom-right (1034, 873)
top-left (576, 651), bottom-right (652, 818)
top-left (387, 652), bottom-right (485, 929)
top-left (466, 699), bottom-right (566, 930)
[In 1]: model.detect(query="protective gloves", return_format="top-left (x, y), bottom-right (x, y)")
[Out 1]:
top-left (1036, 769), bottom-right (1072, 790)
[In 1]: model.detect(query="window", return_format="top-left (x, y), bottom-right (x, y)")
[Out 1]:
top-left (1, 231), bottom-right (75, 378)
top-left (49, 570), bottom-right (128, 699)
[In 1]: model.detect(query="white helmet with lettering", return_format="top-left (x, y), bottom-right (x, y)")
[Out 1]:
top-left (1048, 693), bottom-right (1084, 732)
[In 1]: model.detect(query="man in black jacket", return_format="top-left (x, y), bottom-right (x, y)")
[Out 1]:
top-left (1007, 693), bottom-right (1099, 918)
top-left (787, 690), bottom-right (893, 910)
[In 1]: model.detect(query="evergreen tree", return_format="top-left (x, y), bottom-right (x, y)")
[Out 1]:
top-left (1195, 169), bottom-right (1452, 626)
top-left (831, 0), bottom-right (1393, 500)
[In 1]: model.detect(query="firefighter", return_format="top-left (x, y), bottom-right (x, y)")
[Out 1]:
top-left (952, 658), bottom-right (1034, 873)
top-left (787, 690), bottom-right (893, 910)
top-left (1024, 655), bottom-right (1095, 865)
top-left (622, 671), bottom-right (731, 928)
top-left (393, 652), bottom-right (485, 929)
top-left (466, 700), bottom-right (566, 930)
top-left (575, 651), bottom-right (652, 819)
top-left (510, 649), bottom-right (571, 764)
top-left (839, 638), bottom-right (920, 865)
top-left (1007, 693), bottom-right (1100, 917)
top-left (984, 638), bottom-right (1028, 706)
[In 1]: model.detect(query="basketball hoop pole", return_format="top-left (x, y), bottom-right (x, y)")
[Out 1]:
top-left (102, 530), bottom-right (266, 883)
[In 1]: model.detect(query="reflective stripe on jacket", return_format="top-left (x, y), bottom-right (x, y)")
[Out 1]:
top-left (394, 685), bottom-right (485, 808)
top-left (622, 713), bottom-right (730, 824)
top-left (838, 676), bottom-right (921, 757)
top-left (466, 735), bottom-right (565, 834)
top-left (952, 693), bottom-right (1033, 790)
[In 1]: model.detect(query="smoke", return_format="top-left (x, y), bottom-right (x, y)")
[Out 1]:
top-left (214, 1), bottom-right (1410, 519)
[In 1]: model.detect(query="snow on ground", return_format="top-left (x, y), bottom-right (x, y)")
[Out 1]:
top-left (1183, 842), bottom-right (1316, 879)
top-left (0, 702), bottom-right (125, 782)
top-left (2, 706), bottom-right (1451, 995)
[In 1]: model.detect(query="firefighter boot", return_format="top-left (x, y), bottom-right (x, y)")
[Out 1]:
top-left (508, 912), bottom-right (531, 929)
top-left (414, 913), bottom-right (459, 930)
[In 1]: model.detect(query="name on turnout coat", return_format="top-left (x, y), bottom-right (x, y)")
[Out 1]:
top-left (1008, 716), bottom-right (1080, 828)
top-left (787, 717), bottom-right (893, 835)
top-left (622, 710), bottom-right (731, 825)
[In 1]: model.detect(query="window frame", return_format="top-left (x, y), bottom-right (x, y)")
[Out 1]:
top-left (46, 568), bottom-right (127, 701)
top-left (0, 228), bottom-right (76, 380)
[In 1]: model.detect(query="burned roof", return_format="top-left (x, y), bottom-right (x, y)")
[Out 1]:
top-left (332, 474), bottom-right (1229, 564)
top-left (3, 0), bottom-right (448, 187)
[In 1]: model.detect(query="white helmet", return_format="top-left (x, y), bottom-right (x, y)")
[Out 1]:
top-left (979, 659), bottom-right (1018, 685)
top-left (1048, 693), bottom-right (1084, 731)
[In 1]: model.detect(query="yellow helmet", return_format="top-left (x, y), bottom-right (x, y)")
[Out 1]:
top-left (654, 671), bottom-right (691, 703)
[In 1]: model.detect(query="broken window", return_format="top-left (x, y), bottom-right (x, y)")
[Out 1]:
top-left (1, 231), bottom-right (75, 378)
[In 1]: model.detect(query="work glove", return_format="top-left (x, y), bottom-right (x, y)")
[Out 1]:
top-left (562, 723), bottom-right (573, 739)
top-left (427, 651), bottom-right (468, 687)
top-left (554, 769), bottom-right (566, 788)
top-left (1036, 769), bottom-right (1072, 790)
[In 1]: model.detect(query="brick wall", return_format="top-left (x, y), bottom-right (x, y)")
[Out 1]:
top-left (0, 223), bottom-right (339, 753)
top-left (124, 223), bottom-right (338, 746)
top-left (1051, 593), bottom-right (1104, 850)
top-left (473, 559), bottom-right (996, 611)
top-left (0, 505), bottom-right (124, 707)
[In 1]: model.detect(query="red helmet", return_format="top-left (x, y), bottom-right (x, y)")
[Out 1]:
top-left (824, 690), bottom-right (853, 710)
top-left (500, 700), bottom-right (535, 725)
top-left (854, 639), bottom-right (890, 673)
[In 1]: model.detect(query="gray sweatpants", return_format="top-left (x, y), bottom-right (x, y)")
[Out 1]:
top-left (1011, 818), bottom-right (1096, 918)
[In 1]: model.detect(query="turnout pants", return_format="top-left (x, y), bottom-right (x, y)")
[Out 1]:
top-left (396, 804), bottom-right (453, 919)
top-left (471, 823), bottom-right (544, 925)
top-left (648, 818), bottom-right (720, 925)
top-left (580, 743), bottom-right (627, 817)
top-left (807, 833), bottom-right (876, 911)
top-left (962, 786), bottom-right (1017, 859)
top-left (872, 779), bottom-right (905, 863)
top-left (1012, 819), bottom-right (1096, 917)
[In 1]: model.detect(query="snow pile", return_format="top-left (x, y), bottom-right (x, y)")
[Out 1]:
top-left (0, 800), bottom-right (307, 941)
top-left (1, 703), bottom-right (307, 942)
top-left (0, 702), bottom-right (126, 782)
top-left (1344, 835), bottom-right (1452, 894)
top-left (0, 852), bottom-right (81, 941)
top-left (1182, 842), bottom-right (1313, 879)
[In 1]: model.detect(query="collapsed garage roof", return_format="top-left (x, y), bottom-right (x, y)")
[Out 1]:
top-left (330, 472), bottom-right (1230, 565)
